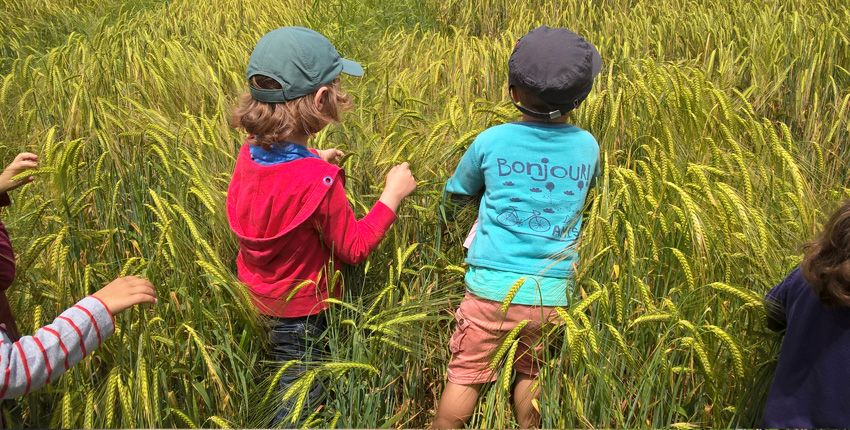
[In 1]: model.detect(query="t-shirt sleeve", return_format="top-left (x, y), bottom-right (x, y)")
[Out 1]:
top-left (442, 139), bottom-right (484, 223)
top-left (445, 138), bottom-right (484, 197)
top-left (765, 269), bottom-right (795, 332)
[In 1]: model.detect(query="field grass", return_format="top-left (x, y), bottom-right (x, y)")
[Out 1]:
top-left (0, 0), bottom-right (849, 427)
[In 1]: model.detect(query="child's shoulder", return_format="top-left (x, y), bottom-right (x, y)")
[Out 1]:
top-left (781, 266), bottom-right (806, 290)
top-left (468, 124), bottom-right (599, 163)
top-left (550, 125), bottom-right (598, 151)
top-left (480, 122), bottom-right (595, 136)
top-left (550, 124), bottom-right (597, 142)
top-left (475, 122), bottom-right (519, 141)
top-left (473, 122), bottom-right (551, 145)
top-left (768, 265), bottom-right (807, 302)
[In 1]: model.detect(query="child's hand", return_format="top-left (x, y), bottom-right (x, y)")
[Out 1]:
top-left (92, 276), bottom-right (157, 316)
top-left (379, 162), bottom-right (417, 212)
top-left (0, 152), bottom-right (38, 194)
top-left (317, 148), bottom-right (344, 165)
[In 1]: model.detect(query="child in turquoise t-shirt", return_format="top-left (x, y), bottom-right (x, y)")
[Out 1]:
top-left (433, 26), bottom-right (602, 429)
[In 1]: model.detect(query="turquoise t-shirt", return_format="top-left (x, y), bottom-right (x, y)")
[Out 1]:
top-left (445, 122), bottom-right (599, 306)
top-left (465, 266), bottom-right (571, 306)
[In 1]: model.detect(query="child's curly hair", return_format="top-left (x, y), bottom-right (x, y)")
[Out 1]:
top-left (231, 75), bottom-right (352, 149)
top-left (802, 199), bottom-right (850, 307)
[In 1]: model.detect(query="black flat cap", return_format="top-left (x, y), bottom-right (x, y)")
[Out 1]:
top-left (509, 26), bottom-right (602, 116)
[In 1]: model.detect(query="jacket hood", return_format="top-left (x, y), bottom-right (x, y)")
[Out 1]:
top-left (226, 144), bottom-right (342, 266)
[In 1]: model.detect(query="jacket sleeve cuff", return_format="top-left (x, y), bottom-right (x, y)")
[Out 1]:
top-left (0, 193), bottom-right (10, 208)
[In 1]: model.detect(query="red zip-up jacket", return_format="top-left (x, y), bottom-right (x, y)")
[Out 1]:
top-left (226, 143), bottom-right (396, 318)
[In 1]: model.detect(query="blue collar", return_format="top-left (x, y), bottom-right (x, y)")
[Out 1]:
top-left (249, 142), bottom-right (319, 166)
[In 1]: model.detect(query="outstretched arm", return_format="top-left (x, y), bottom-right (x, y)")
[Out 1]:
top-left (0, 296), bottom-right (113, 399)
top-left (313, 178), bottom-right (398, 266)
top-left (313, 163), bottom-right (415, 265)
top-left (0, 276), bottom-right (156, 399)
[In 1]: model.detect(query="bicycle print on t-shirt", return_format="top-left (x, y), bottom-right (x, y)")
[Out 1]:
top-left (495, 156), bottom-right (594, 242)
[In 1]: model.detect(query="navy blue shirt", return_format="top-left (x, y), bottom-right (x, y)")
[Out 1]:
top-left (763, 267), bottom-right (850, 427)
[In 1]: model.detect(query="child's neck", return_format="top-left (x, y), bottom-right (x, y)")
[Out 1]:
top-left (287, 132), bottom-right (309, 146)
top-left (520, 114), bottom-right (569, 124)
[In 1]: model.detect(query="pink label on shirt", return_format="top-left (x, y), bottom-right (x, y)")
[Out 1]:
top-left (463, 220), bottom-right (478, 249)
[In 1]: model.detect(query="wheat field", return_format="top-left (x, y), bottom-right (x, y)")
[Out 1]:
top-left (0, 0), bottom-right (848, 427)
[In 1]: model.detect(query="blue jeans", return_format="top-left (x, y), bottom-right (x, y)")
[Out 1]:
top-left (268, 313), bottom-right (327, 427)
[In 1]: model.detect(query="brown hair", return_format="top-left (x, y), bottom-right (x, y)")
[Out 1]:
top-left (801, 200), bottom-right (850, 307)
top-left (230, 75), bottom-right (352, 149)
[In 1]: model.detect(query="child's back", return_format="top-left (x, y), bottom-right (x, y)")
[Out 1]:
top-left (763, 201), bottom-right (850, 427)
top-left (227, 146), bottom-right (367, 316)
top-left (226, 26), bottom-right (416, 426)
top-left (763, 268), bottom-right (850, 427)
top-left (227, 27), bottom-right (415, 319)
top-left (447, 121), bottom-right (598, 304)
top-left (434, 26), bottom-right (601, 429)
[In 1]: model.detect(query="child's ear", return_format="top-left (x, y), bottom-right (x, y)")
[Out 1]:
top-left (313, 87), bottom-right (330, 112)
top-left (509, 86), bottom-right (519, 104)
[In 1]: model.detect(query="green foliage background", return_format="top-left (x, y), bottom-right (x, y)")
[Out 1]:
top-left (0, 0), bottom-right (848, 427)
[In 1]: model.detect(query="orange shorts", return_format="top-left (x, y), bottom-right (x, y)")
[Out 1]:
top-left (447, 293), bottom-right (560, 385)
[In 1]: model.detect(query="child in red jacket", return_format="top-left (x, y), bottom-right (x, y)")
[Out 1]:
top-left (226, 27), bottom-right (416, 425)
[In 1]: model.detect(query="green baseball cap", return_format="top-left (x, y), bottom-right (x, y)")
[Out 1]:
top-left (246, 26), bottom-right (364, 103)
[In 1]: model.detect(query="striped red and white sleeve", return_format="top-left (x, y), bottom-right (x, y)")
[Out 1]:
top-left (0, 296), bottom-right (114, 399)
